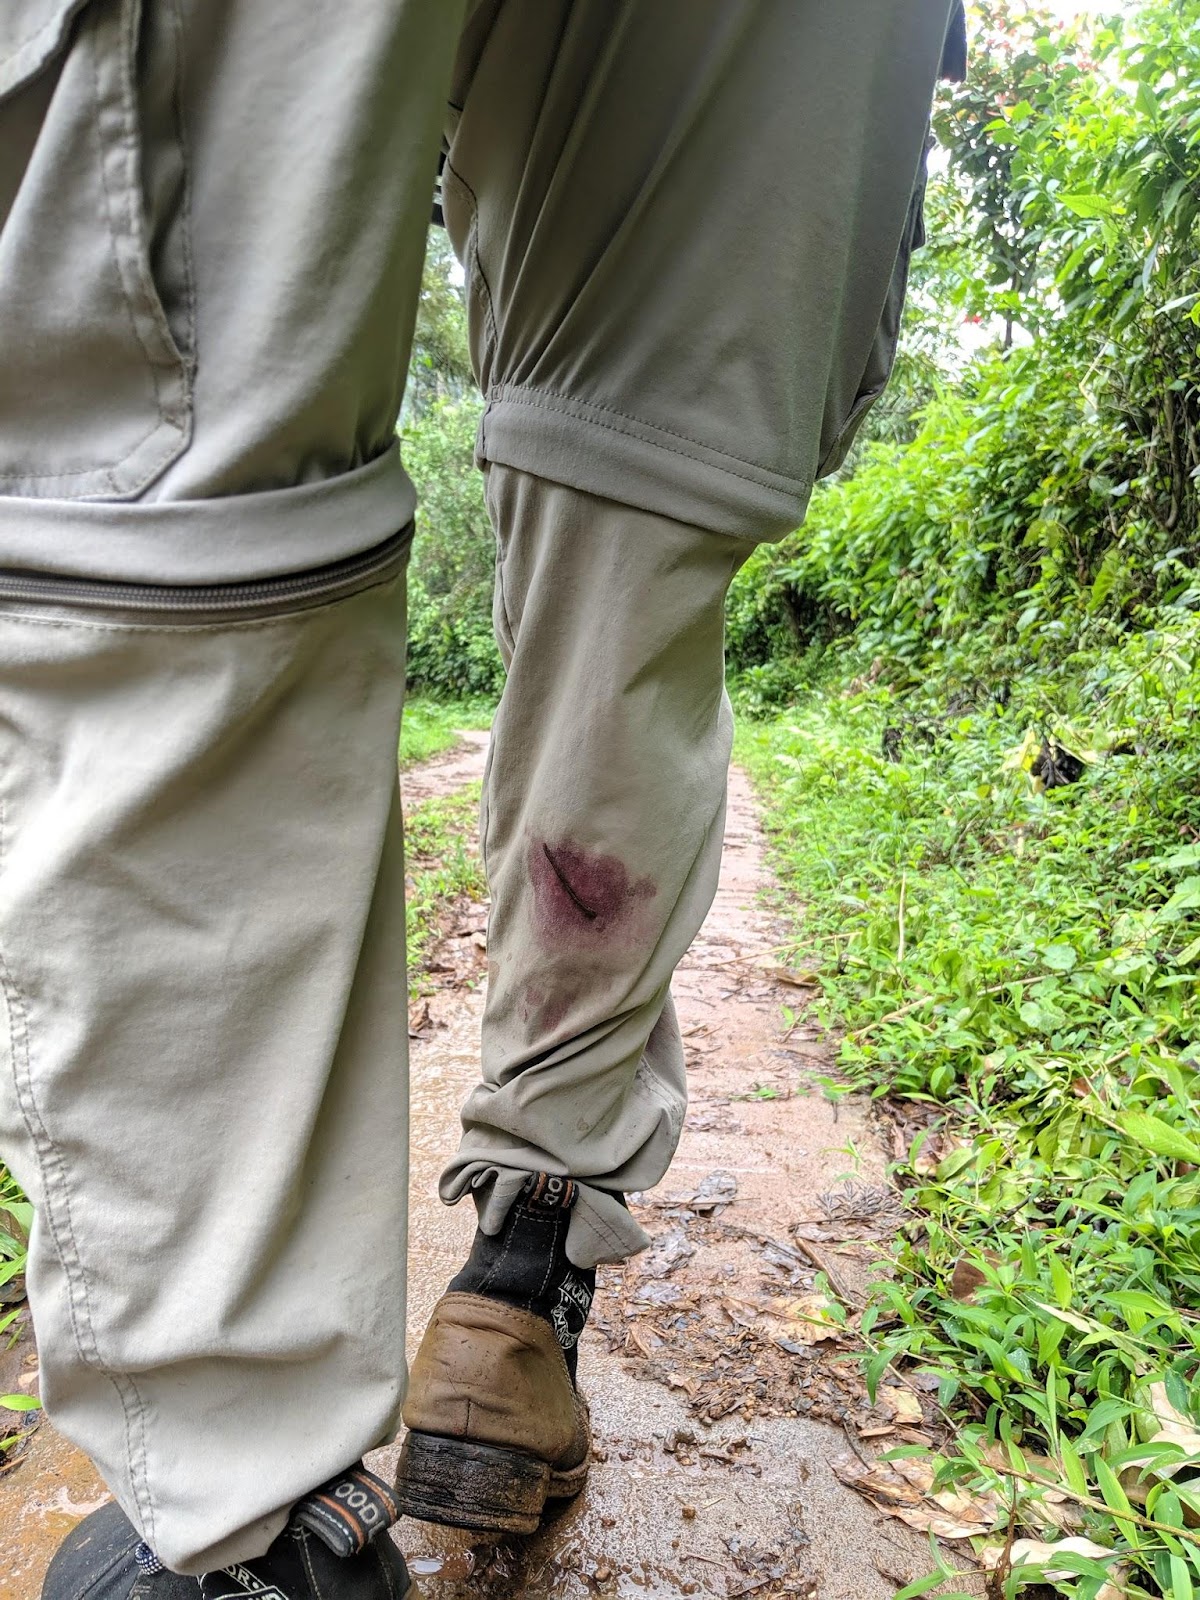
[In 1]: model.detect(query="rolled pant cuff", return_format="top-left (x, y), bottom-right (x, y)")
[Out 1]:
top-left (477, 384), bottom-right (810, 545)
top-left (440, 1163), bottom-right (650, 1269)
top-left (0, 447), bottom-right (414, 585)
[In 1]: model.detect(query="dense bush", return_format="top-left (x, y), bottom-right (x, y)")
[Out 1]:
top-left (729, 0), bottom-right (1200, 701)
top-left (402, 395), bottom-right (503, 698)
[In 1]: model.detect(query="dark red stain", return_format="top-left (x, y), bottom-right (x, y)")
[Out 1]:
top-left (528, 838), bottom-right (657, 949)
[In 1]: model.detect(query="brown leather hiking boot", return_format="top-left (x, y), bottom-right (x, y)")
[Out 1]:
top-left (396, 1292), bottom-right (591, 1534)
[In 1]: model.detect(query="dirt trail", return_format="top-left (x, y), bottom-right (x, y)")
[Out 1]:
top-left (0, 736), bottom-right (933, 1600)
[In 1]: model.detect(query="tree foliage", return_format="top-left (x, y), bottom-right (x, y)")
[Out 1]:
top-left (729, 0), bottom-right (1200, 701)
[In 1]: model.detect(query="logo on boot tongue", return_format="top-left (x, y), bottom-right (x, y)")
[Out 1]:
top-left (551, 1269), bottom-right (593, 1350)
top-left (524, 1172), bottom-right (577, 1212)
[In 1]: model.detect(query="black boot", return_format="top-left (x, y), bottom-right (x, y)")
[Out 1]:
top-left (42, 1463), bottom-right (409, 1600)
top-left (448, 1172), bottom-right (596, 1381)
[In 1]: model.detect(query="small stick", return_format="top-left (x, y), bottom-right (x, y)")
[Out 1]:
top-left (849, 976), bottom-right (1039, 1038)
top-left (692, 942), bottom-right (805, 972)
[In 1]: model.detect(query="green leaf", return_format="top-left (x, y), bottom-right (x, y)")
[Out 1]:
top-left (1050, 1255), bottom-right (1073, 1310)
top-left (1171, 1553), bottom-right (1194, 1600)
top-left (1060, 193), bottom-right (1115, 219)
top-left (1095, 1455), bottom-right (1133, 1518)
top-left (1060, 1437), bottom-right (1089, 1497)
top-left (1043, 942), bottom-right (1078, 972)
top-left (1135, 79), bottom-right (1159, 122)
top-left (0, 1394), bottom-right (40, 1412)
top-left (1119, 1110), bottom-right (1200, 1166)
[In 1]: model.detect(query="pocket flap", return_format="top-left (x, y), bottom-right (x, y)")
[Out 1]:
top-left (1, 0), bottom-right (92, 102)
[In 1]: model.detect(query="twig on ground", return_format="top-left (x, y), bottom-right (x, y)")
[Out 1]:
top-left (849, 976), bottom-right (1040, 1039)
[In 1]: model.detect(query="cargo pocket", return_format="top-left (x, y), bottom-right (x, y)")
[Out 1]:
top-left (0, 0), bottom-right (194, 500)
top-left (816, 136), bottom-right (933, 482)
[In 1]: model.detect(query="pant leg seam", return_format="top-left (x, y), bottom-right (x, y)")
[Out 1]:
top-left (0, 802), bottom-right (158, 1541)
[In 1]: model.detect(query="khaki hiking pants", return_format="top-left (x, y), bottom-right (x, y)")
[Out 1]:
top-left (0, 0), bottom-right (955, 1574)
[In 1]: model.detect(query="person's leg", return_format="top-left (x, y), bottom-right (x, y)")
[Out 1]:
top-left (399, 469), bottom-right (751, 1531)
top-left (400, 0), bottom-right (957, 1532)
top-left (0, 0), bottom-right (464, 1579)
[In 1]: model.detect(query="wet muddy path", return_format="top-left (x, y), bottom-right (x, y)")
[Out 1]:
top-left (0, 734), bottom-right (936, 1600)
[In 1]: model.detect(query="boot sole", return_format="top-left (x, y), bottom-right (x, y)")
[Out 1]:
top-left (394, 1430), bottom-right (589, 1535)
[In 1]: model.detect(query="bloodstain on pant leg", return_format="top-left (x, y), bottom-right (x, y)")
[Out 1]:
top-left (528, 839), bottom-right (657, 951)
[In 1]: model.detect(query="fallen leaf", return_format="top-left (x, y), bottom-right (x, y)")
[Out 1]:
top-left (1129, 1380), bottom-right (1200, 1481)
top-left (950, 1260), bottom-right (989, 1302)
top-left (764, 1293), bottom-right (843, 1345)
top-left (982, 1536), bottom-right (1126, 1599)
top-left (626, 1324), bottom-right (660, 1358)
top-left (885, 1506), bottom-right (999, 1540)
top-left (636, 1228), bottom-right (697, 1281)
top-left (833, 1452), bottom-right (999, 1540)
top-left (649, 1170), bottom-right (739, 1214)
top-left (879, 1387), bottom-right (924, 1425)
top-left (758, 964), bottom-right (818, 988)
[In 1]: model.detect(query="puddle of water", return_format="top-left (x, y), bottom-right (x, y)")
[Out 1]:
top-left (408, 1552), bottom-right (477, 1581)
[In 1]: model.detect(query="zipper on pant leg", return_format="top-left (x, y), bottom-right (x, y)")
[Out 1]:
top-left (0, 525), bottom-right (412, 621)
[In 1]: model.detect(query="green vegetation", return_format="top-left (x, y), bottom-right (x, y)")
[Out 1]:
top-left (403, 231), bottom-right (502, 699)
top-left (738, 619), bottom-right (1200, 1596)
top-left (731, 4), bottom-right (1200, 1593)
top-left (0, 1172), bottom-right (31, 1445)
top-left (0, 1168), bottom-right (29, 1307)
top-left (405, 784), bottom-right (487, 992)
top-left (728, 0), bottom-right (1200, 701)
top-left (400, 696), bottom-right (492, 767)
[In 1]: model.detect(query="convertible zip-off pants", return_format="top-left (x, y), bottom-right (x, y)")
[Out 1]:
top-left (0, 0), bottom-right (958, 1574)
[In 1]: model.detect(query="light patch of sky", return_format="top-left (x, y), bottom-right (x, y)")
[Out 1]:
top-left (1045, 0), bottom-right (1123, 18)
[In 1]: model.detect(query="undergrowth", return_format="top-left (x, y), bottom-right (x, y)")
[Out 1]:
top-left (405, 782), bottom-right (486, 992)
top-left (737, 612), bottom-right (1200, 1599)
top-left (400, 696), bottom-right (493, 767)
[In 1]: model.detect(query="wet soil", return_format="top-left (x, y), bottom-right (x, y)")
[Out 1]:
top-left (0, 734), bottom-right (937, 1600)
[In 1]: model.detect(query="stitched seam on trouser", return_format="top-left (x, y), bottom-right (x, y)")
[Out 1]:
top-left (442, 161), bottom-right (498, 364)
top-left (579, 1197), bottom-right (633, 1261)
top-left (0, 799), bottom-right (157, 1540)
top-left (103, 0), bottom-right (190, 397)
top-left (486, 383), bottom-right (812, 495)
top-left (1, 2), bottom-right (89, 81)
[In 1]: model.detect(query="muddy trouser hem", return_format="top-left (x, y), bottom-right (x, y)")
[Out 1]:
top-left (437, 0), bottom-right (958, 1266)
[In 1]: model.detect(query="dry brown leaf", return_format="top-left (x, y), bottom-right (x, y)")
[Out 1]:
top-left (1125, 1382), bottom-right (1200, 1485)
top-left (879, 1387), bottom-right (924, 1425)
top-left (760, 1293), bottom-right (844, 1345)
top-left (884, 1505), bottom-right (998, 1540)
top-left (626, 1324), bottom-right (658, 1358)
top-left (833, 1452), bottom-right (999, 1540)
top-left (950, 1260), bottom-right (989, 1302)
top-left (758, 964), bottom-right (818, 988)
top-left (982, 1536), bottom-right (1126, 1599)
top-left (831, 1454), bottom-right (927, 1508)
top-left (406, 1000), bottom-right (432, 1039)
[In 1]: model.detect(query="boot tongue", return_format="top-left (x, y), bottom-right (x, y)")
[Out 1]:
top-left (290, 1464), bottom-right (400, 1557)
